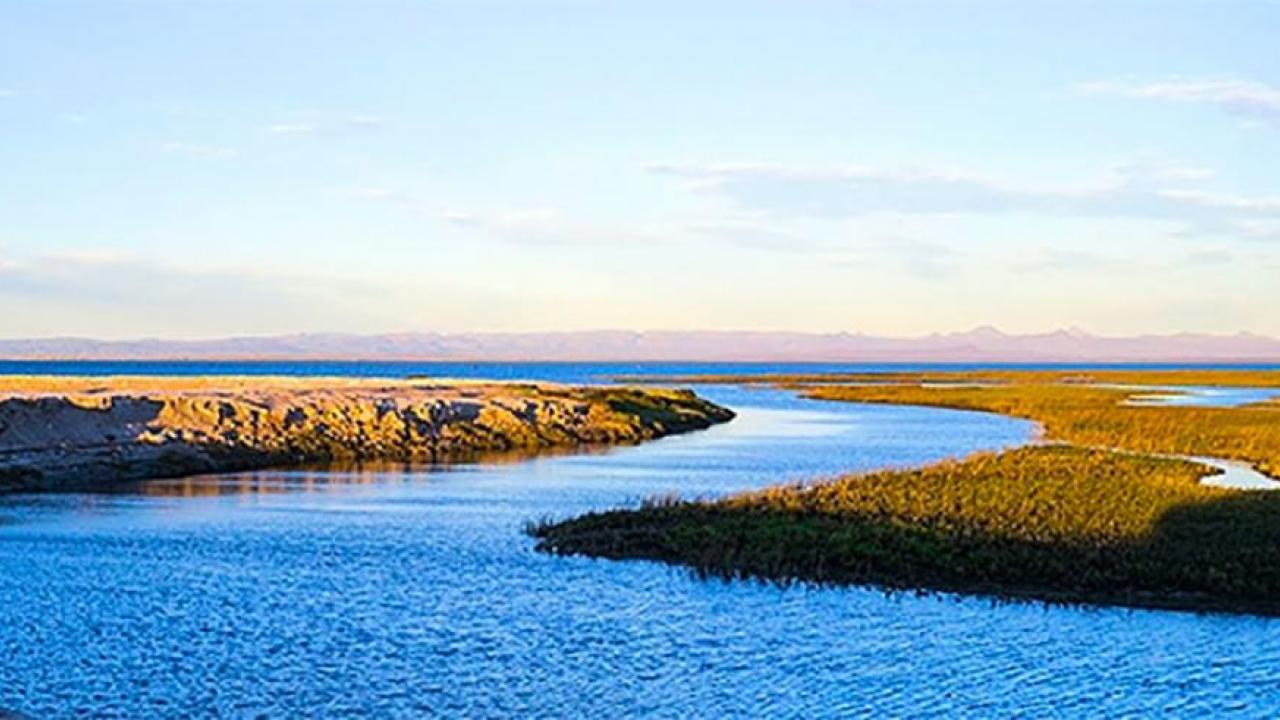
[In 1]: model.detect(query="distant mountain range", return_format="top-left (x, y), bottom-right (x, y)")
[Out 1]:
top-left (3, 327), bottom-right (1280, 363)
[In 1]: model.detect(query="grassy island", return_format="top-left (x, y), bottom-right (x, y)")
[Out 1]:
top-left (534, 371), bottom-right (1280, 615)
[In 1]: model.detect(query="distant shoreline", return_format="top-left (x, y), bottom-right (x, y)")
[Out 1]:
top-left (4, 327), bottom-right (1280, 363)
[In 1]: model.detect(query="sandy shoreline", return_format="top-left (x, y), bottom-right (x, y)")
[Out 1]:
top-left (0, 376), bottom-right (734, 493)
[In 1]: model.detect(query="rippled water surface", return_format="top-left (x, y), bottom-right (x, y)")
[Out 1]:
top-left (2, 365), bottom-right (1280, 717)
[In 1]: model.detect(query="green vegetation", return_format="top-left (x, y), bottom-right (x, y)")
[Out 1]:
top-left (534, 372), bottom-right (1280, 615)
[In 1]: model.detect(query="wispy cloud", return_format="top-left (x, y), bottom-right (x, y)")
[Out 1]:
top-left (342, 114), bottom-right (384, 130)
top-left (1077, 78), bottom-right (1280, 125)
top-left (44, 248), bottom-right (131, 265)
top-left (0, 251), bottom-right (385, 336)
top-left (266, 114), bottom-right (387, 136)
top-left (827, 235), bottom-right (960, 278)
top-left (683, 222), bottom-right (802, 251)
top-left (439, 206), bottom-right (661, 246)
top-left (0, 251), bottom-right (330, 300)
top-left (1011, 245), bottom-right (1245, 276)
top-left (1183, 248), bottom-right (1235, 267)
top-left (161, 141), bottom-right (239, 159)
top-left (267, 123), bottom-right (318, 135)
top-left (344, 186), bottom-right (410, 202)
top-left (1234, 218), bottom-right (1280, 242)
top-left (1011, 248), bottom-right (1120, 275)
top-left (348, 187), bottom-right (829, 252)
top-left (0, 88), bottom-right (14, 99)
top-left (344, 185), bottom-right (667, 247)
top-left (647, 161), bottom-right (1280, 240)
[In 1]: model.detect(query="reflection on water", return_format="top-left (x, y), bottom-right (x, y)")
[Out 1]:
top-left (0, 383), bottom-right (1278, 717)
top-left (125, 446), bottom-right (617, 498)
top-left (131, 466), bottom-right (436, 498)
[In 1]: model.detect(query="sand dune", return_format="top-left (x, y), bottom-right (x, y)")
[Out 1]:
top-left (0, 377), bottom-right (734, 492)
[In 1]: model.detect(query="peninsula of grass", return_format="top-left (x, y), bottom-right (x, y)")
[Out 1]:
top-left (533, 373), bottom-right (1280, 615)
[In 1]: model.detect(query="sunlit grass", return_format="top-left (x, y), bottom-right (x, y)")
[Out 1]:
top-left (534, 372), bottom-right (1280, 614)
top-left (617, 369), bottom-right (1280, 388)
top-left (800, 381), bottom-right (1280, 477)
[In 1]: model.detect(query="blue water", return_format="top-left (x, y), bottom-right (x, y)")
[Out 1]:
top-left (3, 359), bottom-right (1279, 382)
top-left (1, 365), bottom-right (1278, 717)
top-left (1120, 385), bottom-right (1278, 408)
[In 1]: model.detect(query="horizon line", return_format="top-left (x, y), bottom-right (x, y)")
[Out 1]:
top-left (1, 325), bottom-right (1277, 344)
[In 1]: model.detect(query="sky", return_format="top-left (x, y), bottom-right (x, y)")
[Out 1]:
top-left (2, 0), bottom-right (1279, 339)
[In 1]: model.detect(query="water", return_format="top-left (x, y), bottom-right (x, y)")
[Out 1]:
top-left (1194, 456), bottom-right (1280, 491)
top-left (3, 359), bottom-right (1279, 382)
top-left (1118, 385), bottom-right (1278, 408)
top-left (1106, 385), bottom-right (1280, 489)
top-left (1, 365), bottom-right (1279, 717)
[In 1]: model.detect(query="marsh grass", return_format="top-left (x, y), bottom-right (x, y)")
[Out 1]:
top-left (616, 369), bottom-right (1280, 388)
top-left (801, 382), bottom-right (1280, 477)
top-left (533, 373), bottom-right (1280, 615)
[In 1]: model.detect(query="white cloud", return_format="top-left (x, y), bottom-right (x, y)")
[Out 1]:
top-left (267, 114), bottom-right (386, 136)
top-left (346, 186), bottom-right (669, 247)
top-left (1077, 78), bottom-right (1280, 124)
top-left (342, 114), bottom-right (385, 129)
top-left (345, 186), bottom-right (402, 201)
top-left (683, 221), bottom-right (801, 251)
top-left (1183, 248), bottom-right (1235, 267)
top-left (825, 235), bottom-right (960, 277)
top-left (438, 206), bottom-right (662, 246)
top-left (267, 123), bottom-right (318, 135)
top-left (44, 248), bottom-right (130, 265)
top-left (161, 141), bottom-right (239, 159)
top-left (0, 251), bottom-right (387, 337)
top-left (647, 161), bottom-right (1280, 241)
top-left (1234, 218), bottom-right (1280, 242)
top-left (1011, 248), bottom-right (1122, 274)
top-left (0, 89), bottom-right (14, 99)
top-left (1157, 189), bottom-right (1280, 212)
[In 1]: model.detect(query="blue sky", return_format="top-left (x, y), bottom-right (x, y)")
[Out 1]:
top-left (2, 1), bottom-right (1278, 338)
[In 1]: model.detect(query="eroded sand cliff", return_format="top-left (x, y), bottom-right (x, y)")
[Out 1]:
top-left (0, 377), bottom-right (734, 492)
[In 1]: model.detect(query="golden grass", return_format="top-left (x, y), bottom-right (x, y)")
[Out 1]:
top-left (534, 445), bottom-right (1280, 614)
top-left (533, 371), bottom-right (1280, 614)
top-left (618, 369), bottom-right (1280, 388)
top-left (800, 381), bottom-right (1280, 478)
